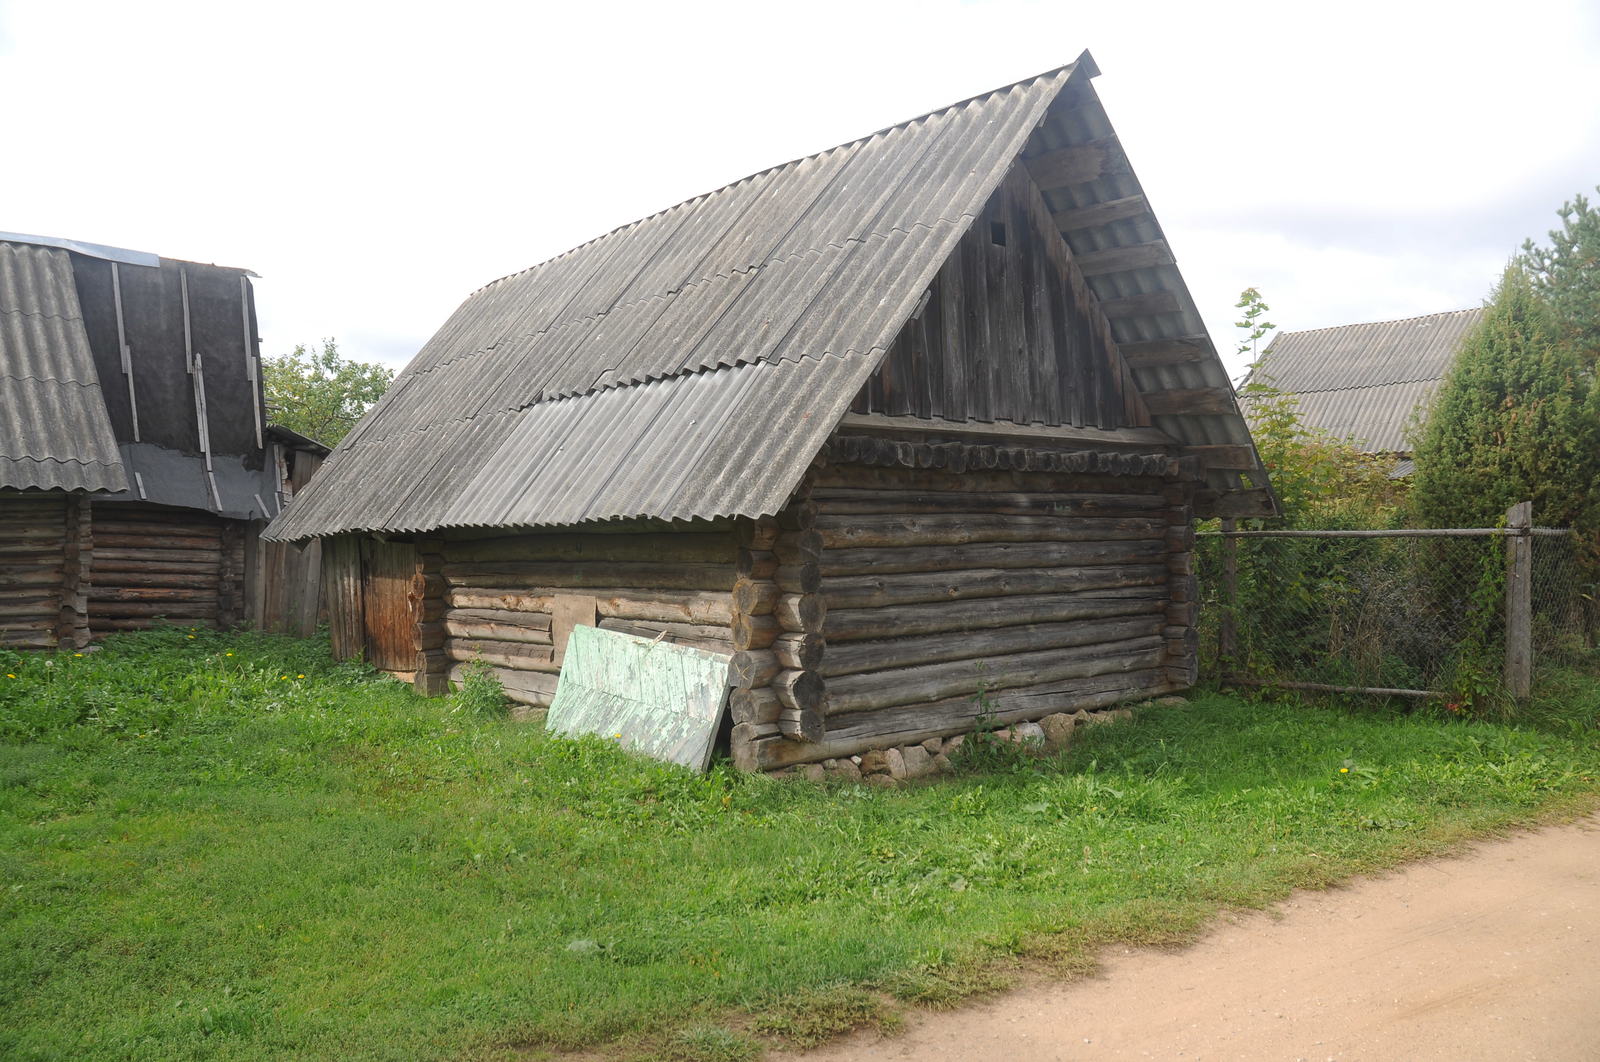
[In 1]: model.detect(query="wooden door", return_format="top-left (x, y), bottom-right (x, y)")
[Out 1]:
top-left (360, 539), bottom-right (416, 672)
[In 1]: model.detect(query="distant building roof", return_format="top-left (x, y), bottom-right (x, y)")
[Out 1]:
top-left (1245, 308), bottom-right (1484, 453)
top-left (267, 54), bottom-right (1274, 541)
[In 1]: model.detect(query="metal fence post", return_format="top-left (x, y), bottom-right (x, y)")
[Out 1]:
top-left (1220, 517), bottom-right (1238, 679)
top-left (1505, 500), bottom-right (1533, 700)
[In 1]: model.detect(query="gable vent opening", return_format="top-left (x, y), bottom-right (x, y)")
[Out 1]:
top-left (990, 222), bottom-right (1007, 246)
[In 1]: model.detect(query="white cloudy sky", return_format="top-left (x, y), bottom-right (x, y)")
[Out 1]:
top-left (3, 0), bottom-right (1597, 380)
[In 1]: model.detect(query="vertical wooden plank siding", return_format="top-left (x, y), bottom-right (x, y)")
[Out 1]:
top-left (360, 539), bottom-right (419, 673)
top-left (320, 535), bottom-right (365, 660)
top-left (851, 164), bottom-right (1147, 430)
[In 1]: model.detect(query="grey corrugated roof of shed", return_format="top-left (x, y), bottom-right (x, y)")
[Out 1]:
top-left (1241, 308), bottom-right (1483, 453)
top-left (0, 241), bottom-right (128, 493)
top-left (266, 53), bottom-right (1268, 541)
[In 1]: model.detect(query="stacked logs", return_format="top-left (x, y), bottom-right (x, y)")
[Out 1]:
top-left (412, 539), bottom-right (449, 695)
top-left (87, 502), bottom-right (238, 632)
top-left (1162, 470), bottom-right (1201, 687)
top-left (439, 525), bottom-right (738, 708)
top-left (0, 494), bottom-right (72, 649)
top-left (746, 459), bottom-right (1192, 770)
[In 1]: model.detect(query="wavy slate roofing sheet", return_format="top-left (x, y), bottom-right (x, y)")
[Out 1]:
top-left (268, 54), bottom-right (1272, 540)
top-left (1242, 309), bottom-right (1482, 452)
top-left (268, 66), bottom-right (1079, 539)
top-left (0, 242), bottom-right (127, 492)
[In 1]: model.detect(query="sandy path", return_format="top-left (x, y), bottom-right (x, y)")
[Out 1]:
top-left (797, 814), bottom-right (1600, 1061)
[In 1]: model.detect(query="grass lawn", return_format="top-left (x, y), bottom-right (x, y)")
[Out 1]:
top-left (2, 629), bottom-right (1598, 1061)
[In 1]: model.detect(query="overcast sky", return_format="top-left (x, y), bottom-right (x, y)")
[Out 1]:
top-left (3, 0), bottom-right (1597, 381)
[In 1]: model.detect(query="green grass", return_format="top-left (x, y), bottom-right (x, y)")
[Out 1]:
top-left (2, 629), bottom-right (1598, 1061)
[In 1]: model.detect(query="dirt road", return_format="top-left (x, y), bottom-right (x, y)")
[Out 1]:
top-left (799, 814), bottom-right (1600, 1061)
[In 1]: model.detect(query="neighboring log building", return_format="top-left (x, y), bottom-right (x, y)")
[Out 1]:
top-left (265, 54), bottom-right (1277, 770)
top-left (0, 233), bottom-right (311, 648)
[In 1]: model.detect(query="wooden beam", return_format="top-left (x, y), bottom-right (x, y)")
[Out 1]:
top-left (1073, 240), bottom-right (1174, 277)
top-left (1181, 444), bottom-right (1259, 470)
top-left (1117, 336), bottom-right (1211, 370)
top-left (1022, 137), bottom-right (1127, 190)
top-left (1142, 387), bottom-right (1238, 417)
top-left (1202, 488), bottom-right (1277, 519)
top-left (1053, 194), bottom-right (1149, 232)
top-left (1097, 290), bottom-right (1182, 319)
top-left (835, 412), bottom-right (1177, 448)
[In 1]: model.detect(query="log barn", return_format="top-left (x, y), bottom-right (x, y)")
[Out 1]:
top-left (0, 232), bottom-right (309, 648)
top-left (265, 54), bottom-right (1277, 771)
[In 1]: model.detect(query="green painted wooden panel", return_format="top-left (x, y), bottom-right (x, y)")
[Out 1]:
top-left (546, 625), bottom-right (732, 772)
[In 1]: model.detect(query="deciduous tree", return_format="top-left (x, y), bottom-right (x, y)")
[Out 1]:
top-left (262, 339), bottom-right (394, 446)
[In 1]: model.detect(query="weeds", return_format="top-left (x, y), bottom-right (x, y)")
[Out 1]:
top-left (1, 630), bottom-right (1597, 1060)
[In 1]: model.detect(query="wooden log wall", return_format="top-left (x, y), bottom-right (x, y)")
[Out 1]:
top-left (745, 451), bottom-right (1197, 771)
top-left (0, 493), bottom-right (77, 649)
top-left (439, 524), bottom-right (740, 709)
top-left (87, 502), bottom-right (243, 633)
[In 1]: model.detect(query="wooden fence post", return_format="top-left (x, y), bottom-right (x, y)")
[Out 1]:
top-left (1505, 500), bottom-right (1533, 700)
top-left (1219, 517), bottom-right (1238, 678)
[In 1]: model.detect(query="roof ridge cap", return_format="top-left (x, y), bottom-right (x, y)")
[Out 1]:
top-left (1271, 307), bottom-right (1483, 342)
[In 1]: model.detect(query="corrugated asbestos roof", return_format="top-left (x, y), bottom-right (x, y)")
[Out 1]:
top-left (267, 54), bottom-right (1268, 540)
top-left (0, 242), bottom-right (127, 492)
top-left (1242, 309), bottom-right (1483, 452)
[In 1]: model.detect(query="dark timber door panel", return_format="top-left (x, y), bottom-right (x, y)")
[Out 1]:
top-left (361, 539), bottom-right (416, 672)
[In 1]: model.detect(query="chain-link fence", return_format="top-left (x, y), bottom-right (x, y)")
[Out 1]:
top-left (1195, 515), bottom-right (1594, 701)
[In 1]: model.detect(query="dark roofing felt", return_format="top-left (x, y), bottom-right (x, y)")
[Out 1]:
top-left (1245, 308), bottom-right (1483, 453)
top-left (267, 54), bottom-right (1265, 541)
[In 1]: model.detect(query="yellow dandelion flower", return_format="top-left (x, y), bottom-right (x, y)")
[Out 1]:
top-left (1339, 767), bottom-right (1350, 774)
top-left (297, 674), bottom-right (304, 679)
top-left (4, 673), bottom-right (14, 680)
top-left (225, 652), bottom-right (234, 657)
top-left (73, 653), bottom-right (83, 658)
top-left (187, 635), bottom-right (195, 640)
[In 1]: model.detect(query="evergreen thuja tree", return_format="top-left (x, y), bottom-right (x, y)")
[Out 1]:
top-left (1409, 265), bottom-right (1600, 537)
top-left (1520, 186), bottom-right (1600, 362)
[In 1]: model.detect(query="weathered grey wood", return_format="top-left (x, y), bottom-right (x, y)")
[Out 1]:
top-left (819, 538), bottom-right (1166, 577)
top-left (731, 649), bottom-right (780, 688)
top-left (1197, 489), bottom-right (1277, 519)
top-left (446, 588), bottom-right (733, 626)
top-left (737, 516), bottom-right (780, 551)
top-left (773, 531), bottom-right (822, 565)
top-left (1051, 194), bottom-right (1148, 232)
top-left (1022, 137), bottom-right (1124, 189)
top-left (825, 636), bottom-right (1165, 714)
top-left (773, 669), bottom-right (825, 713)
top-left (774, 564), bottom-right (823, 593)
top-left (1116, 336), bottom-right (1210, 369)
top-left (448, 608), bottom-right (553, 630)
top-left (447, 639), bottom-right (557, 671)
top-left (444, 531), bottom-right (732, 564)
top-left (596, 618), bottom-right (733, 651)
top-left (755, 668), bottom-right (1172, 768)
top-left (816, 513), bottom-right (1164, 550)
top-left (1505, 500), bottom-right (1533, 700)
top-left (778, 706), bottom-right (824, 743)
top-left (442, 561), bottom-right (733, 591)
top-left (825, 586), bottom-right (1163, 642)
top-left (1096, 290), bottom-right (1182, 319)
top-left (1182, 444), bottom-right (1258, 470)
top-left (732, 578), bottom-right (780, 615)
top-left (774, 593), bottom-right (826, 632)
top-left (1072, 240), bottom-right (1174, 277)
top-left (730, 687), bottom-right (782, 725)
top-left (816, 463), bottom-right (1169, 496)
top-left (731, 612), bottom-right (780, 650)
top-left (736, 548), bottom-right (778, 580)
top-left (1141, 387), bottom-right (1237, 417)
top-left (444, 617), bottom-right (555, 645)
top-left (814, 489), bottom-right (1166, 518)
top-left (822, 613), bottom-right (1163, 678)
top-left (823, 563), bottom-right (1167, 611)
top-left (772, 632), bottom-right (824, 670)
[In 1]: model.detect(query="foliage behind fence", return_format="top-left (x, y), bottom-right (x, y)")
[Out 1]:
top-left (1196, 529), bottom-right (1593, 703)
